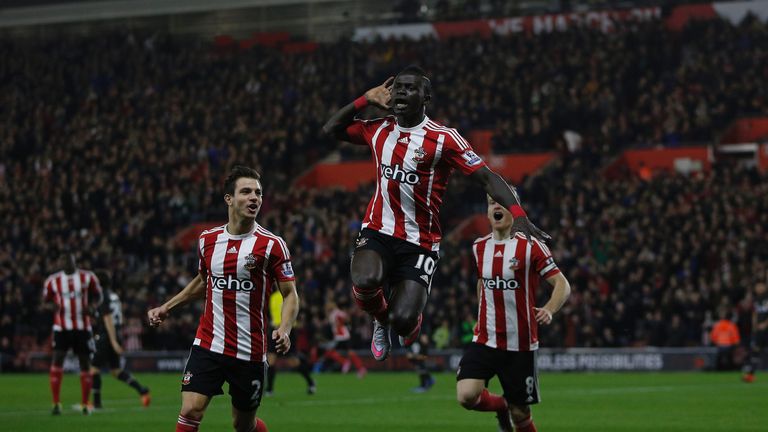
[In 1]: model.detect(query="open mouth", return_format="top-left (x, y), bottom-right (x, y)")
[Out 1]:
top-left (393, 99), bottom-right (408, 110)
top-left (247, 204), bottom-right (259, 212)
top-left (493, 211), bottom-right (503, 221)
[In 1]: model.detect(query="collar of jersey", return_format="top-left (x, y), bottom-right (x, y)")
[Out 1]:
top-left (224, 223), bottom-right (258, 239)
top-left (395, 115), bottom-right (430, 132)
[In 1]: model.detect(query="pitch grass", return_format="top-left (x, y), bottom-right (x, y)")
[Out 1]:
top-left (0, 371), bottom-right (765, 431)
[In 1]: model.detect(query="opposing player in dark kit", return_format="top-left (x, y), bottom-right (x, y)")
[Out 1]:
top-left (90, 270), bottom-right (150, 409)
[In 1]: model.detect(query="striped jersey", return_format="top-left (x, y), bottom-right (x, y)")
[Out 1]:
top-left (472, 233), bottom-right (560, 351)
top-left (43, 269), bottom-right (103, 332)
top-left (346, 115), bottom-right (486, 251)
top-left (194, 223), bottom-right (295, 362)
top-left (328, 308), bottom-right (351, 342)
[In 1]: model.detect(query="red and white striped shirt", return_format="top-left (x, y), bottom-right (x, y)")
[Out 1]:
top-left (43, 269), bottom-right (103, 332)
top-left (472, 233), bottom-right (560, 351)
top-left (328, 308), bottom-right (351, 342)
top-left (194, 223), bottom-right (295, 362)
top-left (346, 115), bottom-right (486, 251)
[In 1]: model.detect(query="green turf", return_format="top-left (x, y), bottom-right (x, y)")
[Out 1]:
top-left (0, 371), bottom-right (764, 431)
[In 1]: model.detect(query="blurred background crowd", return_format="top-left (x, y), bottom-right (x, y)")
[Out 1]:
top-left (1, 5), bottom-right (767, 370)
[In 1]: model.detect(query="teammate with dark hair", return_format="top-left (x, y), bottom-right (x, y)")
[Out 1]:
top-left (323, 65), bottom-right (549, 361)
top-left (148, 165), bottom-right (299, 432)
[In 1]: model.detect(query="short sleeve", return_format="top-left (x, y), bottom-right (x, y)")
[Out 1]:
top-left (345, 118), bottom-right (386, 146)
top-left (441, 129), bottom-right (486, 176)
top-left (42, 278), bottom-right (53, 301)
top-left (89, 272), bottom-right (103, 296)
top-left (472, 241), bottom-right (481, 276)
top-left (269, 238), bottom-right (296, 283)
top-left (198, 235), bottom-right (208, 277)
top-left (532, 240), bottom-right (560, 279)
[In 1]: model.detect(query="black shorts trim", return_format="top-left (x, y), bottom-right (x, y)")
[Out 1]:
top-left (52, 330), bottom-right (94, 355)
top-left (181, 346), bottom-right (267, 411)
top-left (354, 228), bottom-right (439, 291)
top-left (457, 342), bottom-right (540, 405)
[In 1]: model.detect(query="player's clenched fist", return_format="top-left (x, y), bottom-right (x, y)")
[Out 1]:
top-left (272, 329), bottom-right (291, 354)
top-left (147, 305), bottom-right (169, 327)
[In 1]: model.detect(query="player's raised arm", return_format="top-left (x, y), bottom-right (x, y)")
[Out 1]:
top-left (470, 166), bottom-right (551, 242)
top-left (272, 280), bottom-right (299, 354)
top-left (147, 273), bottom-right (205, 327)
top-left (534, 272), bottom-right (571, 325)
top-left (321, 77), bottom-right (393, 141)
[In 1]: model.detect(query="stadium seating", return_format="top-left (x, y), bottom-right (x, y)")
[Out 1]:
top-left (1, 13), bottom-right (767, 366)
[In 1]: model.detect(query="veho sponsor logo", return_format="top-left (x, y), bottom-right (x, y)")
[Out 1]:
top-left (381, 163), bottom-right (419, 185)
top-left (481, 276), bottom-right (519, 290)
top-left (211, 275), bottom-right (255, 291)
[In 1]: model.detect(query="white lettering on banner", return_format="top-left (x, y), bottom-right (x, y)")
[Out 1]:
top-left (489, 7), bottom-right (661, 36)
top-left (157, 358), bottom-right (187, 371)
top-left (449, 354), bottom-right (462, 370)
top-left (537, 353), bottom-right (664, 371)
top-left (488, 17), bottom-right (524, 34)
top-left (533, 15), bottom-right (552, 34)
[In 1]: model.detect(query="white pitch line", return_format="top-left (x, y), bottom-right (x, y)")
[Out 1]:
top-left (0, 381), bottom-right (757, 417)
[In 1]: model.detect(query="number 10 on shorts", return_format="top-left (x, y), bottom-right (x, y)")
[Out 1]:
top-left (414, 255), bottom-right (436, 275)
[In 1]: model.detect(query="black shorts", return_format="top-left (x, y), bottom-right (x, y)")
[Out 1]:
top-left (181, 345), bottom-right (267, 412)
top-left (354, 228), bottom-right (439, 292)
top-left (457, 342), bottom-right (540, 406)
top-left (52, 330), bottom-right (95, 355)
top-left (753, 330), bottom-right (768, 350)
top-left (92, 337), bottom-right (121, 370)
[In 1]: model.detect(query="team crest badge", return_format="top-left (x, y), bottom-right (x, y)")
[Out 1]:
top-left (182, 371), bottom-right (193, 385)
top-left (509, 257), bottom-right (520, 270)
top-left (412, 147), bottom-right (427, 163)
top-left (244, 253), bottom-right (258, 270)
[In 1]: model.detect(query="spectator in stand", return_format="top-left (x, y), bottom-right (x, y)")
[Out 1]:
top-left (710, 308), bottom-right (741, 371)
top-left (1, 15), bottom-right (767, 356)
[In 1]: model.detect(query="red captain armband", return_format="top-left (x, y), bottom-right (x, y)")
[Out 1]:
top-left (508, 204), bottom-right (527, 218)
top-left (353, 96), bottom-right (368, 110)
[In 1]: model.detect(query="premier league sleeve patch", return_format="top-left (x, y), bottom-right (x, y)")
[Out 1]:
top-left (461, 150), bottom-right (483, 167)
top-left (281, 262), bottom-right (294, 278)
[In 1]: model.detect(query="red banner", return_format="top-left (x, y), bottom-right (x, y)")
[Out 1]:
top-left (295, 153), bottom-right (556, 190)
top-left (603, 147), bottom-right (712, 179)
top-left (720, 117), bottom-right (768, 144)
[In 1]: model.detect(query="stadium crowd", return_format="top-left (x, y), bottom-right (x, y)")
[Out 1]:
top-left (1, 13), bottom-right (767, 369)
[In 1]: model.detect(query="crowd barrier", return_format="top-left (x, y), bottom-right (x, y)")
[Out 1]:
top-left (18, 347), bottom-right (756, 373)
